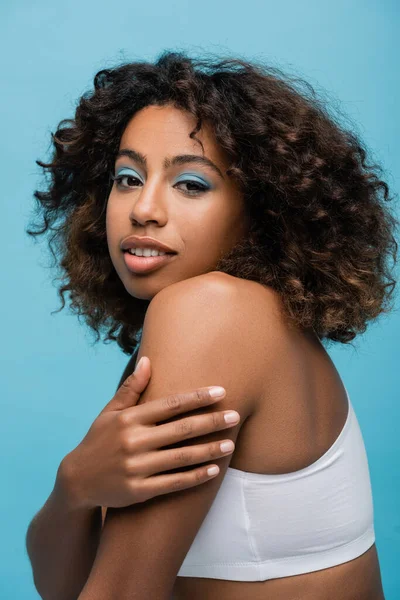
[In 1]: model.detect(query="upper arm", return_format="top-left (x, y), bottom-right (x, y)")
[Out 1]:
top-left (79, 274), bottom-right (267, 600)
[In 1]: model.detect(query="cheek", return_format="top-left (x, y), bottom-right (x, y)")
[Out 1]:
top-left (106, 196), bottom-right (116, 221)
top-left (105, 198), bottom-right (121, 231)
top-left (105, 204), bottom-right (120, 253)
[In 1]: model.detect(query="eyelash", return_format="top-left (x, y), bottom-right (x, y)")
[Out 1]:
top-left (110, 174), bottom-right (209, 196)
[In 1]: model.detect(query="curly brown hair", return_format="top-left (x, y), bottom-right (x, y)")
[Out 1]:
top-left (26, 49), bottom-right (399, 355)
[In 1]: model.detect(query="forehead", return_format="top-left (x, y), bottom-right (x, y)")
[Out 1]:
top-left (118, 104), bottom-right (228, 167)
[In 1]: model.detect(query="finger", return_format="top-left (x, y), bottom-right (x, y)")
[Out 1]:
top-left (103, 356), bottom-right (151, 412)
top-left (136, 463), bottom-right (222, 502)
top-left (132, 439), bottom-right (235, 477)
top-left (125, 386), bottom-right (226, 425)
top-left (137, 409), bottom-right (240, 451)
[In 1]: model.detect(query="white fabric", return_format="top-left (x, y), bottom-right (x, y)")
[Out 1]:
top-left (177, 388), bottom-right (375, 581)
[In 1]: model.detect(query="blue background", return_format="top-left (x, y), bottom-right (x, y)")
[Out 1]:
top-left (1, 0), bottom-right (399, 597)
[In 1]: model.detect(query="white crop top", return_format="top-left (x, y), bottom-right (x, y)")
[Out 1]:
top-left (177, 387), bottom-right (376, 581)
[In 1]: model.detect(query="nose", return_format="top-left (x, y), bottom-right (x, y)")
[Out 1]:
top-left (128, 179), bottom-right (168, 227)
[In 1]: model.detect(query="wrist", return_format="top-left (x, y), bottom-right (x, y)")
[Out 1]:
top-left (54, 453), bottom-right (94, 512)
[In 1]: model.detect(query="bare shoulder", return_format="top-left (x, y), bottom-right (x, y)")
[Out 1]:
top-left (153, 270), bottom-right (284, 324)
top-left (149, 271), bottom-right (285, 345)
top-left (146, 271), bottom-right (287, 413)
top-left (197, 271), bottom-right (292, 348)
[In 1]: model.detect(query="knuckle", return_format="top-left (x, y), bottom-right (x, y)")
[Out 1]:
top-left (211, 411), bottom-right (220, 429)
top-left (120, 432), bottom-right (144, 454)
top-left (173, 449), bottom-right (191, 465)
top-left (120, 433), bottom-right (134, 453)
top-left (171, 476), bottom-right (184, 491)
top-left (209, 443), bottom-right (220, 459)
top-left (124, 456), bottom-right (138, 474)
top-left (121, 375), bottom-right (134, 391)
top-left (194, 389), bottom-right (204, 407)
top-left (129, 479), bottom-right (147, 503)
top-left (120, 378), bottom-right (130, 391)
top-left (162, 394), bottom-right (182, 412)
top-left (175, 418), bottom-right (193, 438)
top-left (116, 411), bottom-right (131, 428)
top-left (193, 468), bottom-right (203, 483)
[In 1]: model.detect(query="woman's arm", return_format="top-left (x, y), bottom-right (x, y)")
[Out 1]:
top-left (76, 274), bottom-right (264, 600)
top-left (25, 459), bottom-right (103, 600)
top-left (26, 340), bottom-right (238, 599)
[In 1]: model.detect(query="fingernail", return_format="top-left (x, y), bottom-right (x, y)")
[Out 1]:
top-left (224, 411), bottom-right (240, 423)
top-left (207, 466), bottom-right (219, 476)
top-left (209, 387), bottom-right (225, 398)
top-left (135, 357), bottom-right (145, 373)
top-left (220, 441), bottom-right (234, 452)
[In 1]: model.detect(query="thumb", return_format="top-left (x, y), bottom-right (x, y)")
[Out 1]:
top-left (101, 356), bottom-right (151, 413)
top-left (131, 355), bottom-right (151, 392)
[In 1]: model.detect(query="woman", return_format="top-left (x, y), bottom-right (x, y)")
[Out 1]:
top-left (26, 50), bottom-right (396, 599)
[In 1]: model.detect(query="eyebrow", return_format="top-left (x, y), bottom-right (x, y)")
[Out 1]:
top-left (115, 148), bottom-right (225, 179)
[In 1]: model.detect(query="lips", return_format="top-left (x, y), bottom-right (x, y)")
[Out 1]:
top-left (123, 249), bottom-right (174, 256)
top-left (123, 249), bottom-right (177, 274)
top-left (121, 235), bottom-right (177, 254)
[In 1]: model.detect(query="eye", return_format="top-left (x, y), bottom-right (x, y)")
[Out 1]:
top-left (175, 180), bottom-right (209, 196)
top-left (111, 174), bottom-right (141, 189)
top-left (110, 173), bottom-right (210, 196)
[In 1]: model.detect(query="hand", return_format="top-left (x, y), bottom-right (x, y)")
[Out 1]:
top-left (58, 356), bottom-right (239, 509)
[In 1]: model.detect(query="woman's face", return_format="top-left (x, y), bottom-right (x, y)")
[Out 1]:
top-left (106, 104), bottom-right (249, 300)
